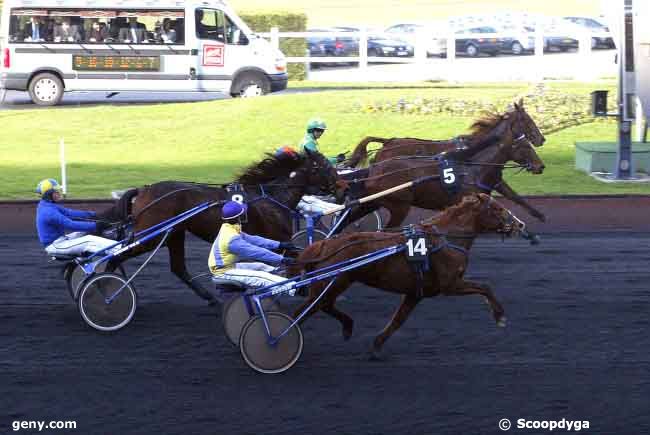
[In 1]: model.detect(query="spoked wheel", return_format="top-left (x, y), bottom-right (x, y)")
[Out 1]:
top-left (223, 296), bottom-right (281, 346)
top-left (66, 262), bottom-right (126, 301)
top-left (240, 312), bottom-right (304, 374)
top-left (340, 210), bottom-right (383, 233)
top-left (290, 228), bottom-right (328, 249)
top-left (78, 273), bottom-right (137, 332)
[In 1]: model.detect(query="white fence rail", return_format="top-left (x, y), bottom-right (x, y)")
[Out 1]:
top-left (258, 28), bottom-right (614, 81)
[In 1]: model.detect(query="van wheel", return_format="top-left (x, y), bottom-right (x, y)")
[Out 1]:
top-left (28, 73), bottom-right (64, 106)
top-left (231, 72), bottom-right (270, 98)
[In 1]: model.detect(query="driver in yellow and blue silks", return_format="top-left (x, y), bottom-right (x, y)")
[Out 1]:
top-left (209, 201), bottom-right (298, 293)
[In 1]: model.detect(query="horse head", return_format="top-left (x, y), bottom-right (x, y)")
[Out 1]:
top-left (436, 193), bottom-right (527, 237)
top-left (301, 148), bottom-right (345, 199)
top-left (500, 102), bottom-right (546, 174)
top-left (512, 98), bottom-right (545, 147)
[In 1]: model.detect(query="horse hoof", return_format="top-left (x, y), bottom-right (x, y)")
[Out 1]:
top-left (368, 349), bottom-right (385, 361)
top-left (343, 329), bottom-right (352, 341)
top-left (497, 316), bottom-right (507, 328)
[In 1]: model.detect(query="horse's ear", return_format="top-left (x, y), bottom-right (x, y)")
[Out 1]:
top-left (518, 97), bottom-right (524, 108)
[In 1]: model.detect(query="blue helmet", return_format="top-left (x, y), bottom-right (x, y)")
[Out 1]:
top-left (222, 200), bottom-right (247, 220)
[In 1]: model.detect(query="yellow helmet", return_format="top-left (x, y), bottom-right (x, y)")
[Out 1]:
top-left (36, 179), bottom-right (63, 198)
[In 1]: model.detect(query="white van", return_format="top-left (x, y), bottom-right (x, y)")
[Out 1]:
top-left (0, 0), bottom-right (288, 105)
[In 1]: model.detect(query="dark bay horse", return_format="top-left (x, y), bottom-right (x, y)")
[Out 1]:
top-left (338, 104), bottom-right (546, 229)
top-left (346, 100), bottom-right (548, 221)
top-left (292, 193), bottom-right (526, 359)
top-left (103, 149), bottom-right (341, 305)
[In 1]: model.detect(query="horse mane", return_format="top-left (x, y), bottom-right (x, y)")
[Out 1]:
top-left (420, 193), bottom-right (486, 229)
top-left (445, 111), bottom-right (510, 161)
top-left (236, 152), bottom-right (306, 185)
top-left (468, 112), bottom-right (506, 142)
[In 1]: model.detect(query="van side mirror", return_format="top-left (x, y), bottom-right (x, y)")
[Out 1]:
top-left (238, 31), bottom-right (249, 45)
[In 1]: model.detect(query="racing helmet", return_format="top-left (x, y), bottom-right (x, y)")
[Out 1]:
top-left (36, 178), bottom-right (63, 199)
top-left (275, 145), bottom-right (299, 157)
top-left (222, 200), bottom-right (248, 220)
top-left (307, 118), bottom-right (327, 133)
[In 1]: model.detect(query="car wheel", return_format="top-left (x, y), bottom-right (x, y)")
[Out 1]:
top-left (28, 72), bottom-right (64, 106)
top-left (466, 44), bottom-right (479, 57)
top-left (230, 72), bottom-right (271, 98)
top-left (511, 41), bottom-right (524, 55)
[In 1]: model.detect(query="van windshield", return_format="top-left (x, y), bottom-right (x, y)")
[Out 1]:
top-left (8, 8), bottom-right (185, 44)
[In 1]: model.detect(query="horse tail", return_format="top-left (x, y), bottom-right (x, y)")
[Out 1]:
top-left (347, 137), bottom-right (390, 168)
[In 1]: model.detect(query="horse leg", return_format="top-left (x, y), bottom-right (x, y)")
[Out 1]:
top-left (371, 293), bottom-right (420, 360)
top-left (495, 181), bottom-right (546, 222)
top-left (292, 277), bottom-right (353, 340)
top-left (447, 280), bottom-right (506, 327)
top-left (167, 231), bottom-right (218, 307)
top-left (382, 202), bottom-right (411, 229)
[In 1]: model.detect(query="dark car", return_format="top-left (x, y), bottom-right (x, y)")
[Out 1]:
top-left (542, 25), bottom-right (579, 52)
top-left (563, 17), bottom-right (615, 49)
top-left (455, 26), bottom-right (507, 57)
top-left (333, 27), bottom-right (413, 58)
top-left (307, 28), bottom-right (358, 58)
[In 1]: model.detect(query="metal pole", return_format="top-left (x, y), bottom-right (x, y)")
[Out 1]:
top-left (59, 138), bottom-right (67, 194)
top-left (615, 0), bottom-right (634, 178)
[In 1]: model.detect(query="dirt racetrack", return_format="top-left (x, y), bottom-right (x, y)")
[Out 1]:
top-left (1, 198), bottom-right (650, 434)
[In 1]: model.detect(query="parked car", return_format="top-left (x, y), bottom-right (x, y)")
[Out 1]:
top-left (562, 16), bottom-right (615, 49)
top-left (540, 24), bottom-right (579, 52)
top-left (498, 25), bottom-right (536, 55)
top-left (455, 26), bottom-right (507, 57)
top-left (307, 28), bottom-right (358, 58)
top-left (384, 23), bottom-right (447, 57)
top-left (334, 27), bottom-right (413, 57)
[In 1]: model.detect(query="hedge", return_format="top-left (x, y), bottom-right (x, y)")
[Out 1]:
top-left (240, 12), bottom-right (307, 81)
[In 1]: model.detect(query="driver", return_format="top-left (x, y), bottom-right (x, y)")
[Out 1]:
top-left (209, 201), bottom-right (299, 293)
top-left (35, 178), bottom-right (114, 257)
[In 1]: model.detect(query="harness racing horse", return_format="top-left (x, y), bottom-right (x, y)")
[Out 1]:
top-left (291, 193), bottom-right (526, 359)
top-left (345, 99), bottom-right (548, 222)
top-left (338, 104), bottom-right (546, 230)
top-left (103, 149), bottom-right (341, 305)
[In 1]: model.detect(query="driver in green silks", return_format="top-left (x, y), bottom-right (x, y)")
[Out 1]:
top-left (299, 118), bottom-right (344, 165)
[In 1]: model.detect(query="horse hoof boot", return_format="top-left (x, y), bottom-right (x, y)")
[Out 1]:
top-left (497, 316), bottom-right (508, 328)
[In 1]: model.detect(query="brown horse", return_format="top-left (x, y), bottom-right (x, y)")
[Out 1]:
top-left (337, 109), bottom-right (546, 230)
top-left (346, 99), bottom-right (547, 222)
top-left (103, 149), bottom-right (341, 305)
top-left (291, 193), bottom-right (526, 359)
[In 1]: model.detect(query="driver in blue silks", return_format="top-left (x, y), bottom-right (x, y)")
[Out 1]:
top-left (35, 178), bottom-right (115, 257)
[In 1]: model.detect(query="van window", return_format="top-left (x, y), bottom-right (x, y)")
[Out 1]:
top-left (8, 8), bottom-right (185, 44)
top-left (195, 8), bottom-right (247, 45)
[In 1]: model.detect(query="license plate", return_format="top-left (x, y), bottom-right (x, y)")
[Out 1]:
top-left (563, 39), bottom-right (572, 43)
top-left (397, 51), bottom-right (408, 56)
top-left (491, 38), bottom-right (497, 42)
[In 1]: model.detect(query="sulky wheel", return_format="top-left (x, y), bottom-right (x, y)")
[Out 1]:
top-left (340, 210), bottom-right (383, 233)
top-left (66, 261), bottom-right (125, 301)
top-left (290, 228), bottom-right (327, 249)
top-left (240, 312), bottom-right (303, 374)
top-left (78, 272), bottom-right (137, 332)
top-left (223, 296), bottom-right (281, 346)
